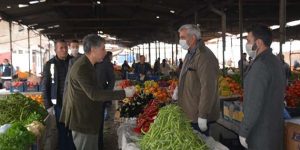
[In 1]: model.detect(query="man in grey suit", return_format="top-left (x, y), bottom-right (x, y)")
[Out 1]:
top-left (239, 24), bottom-right (285, 150)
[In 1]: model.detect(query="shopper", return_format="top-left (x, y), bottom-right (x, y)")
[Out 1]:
top-left (174, 24), bottom-right (219, 136)
top-left (248, 56), bottom-right (253, 64)
top-left (0, 59), bottom-right (14, 83)
top-left (95, 51), bottom-right (115, 150)
top-left (153, 58), bottom-right (161, 75)
top-left (238, 53), bottom-right (249, 74)
top-left (239, 24), bottom-right (285, 150)
top-left (121, 60), bottom-right (130, 79)
top-left (42, 39), bottom-right (75, 150)
top-left (60, 34), bottom-right (134, 150)
top-left (69, 40), bottom-right (82, 58)
top-left (160, 59), bottom-right (171, 76)
top-left (132, 60), bottom-right (136, 70)
top-left (278, 54), bottom-right (291, 86)
top-left (177, 58), bottom-right (183, 76)
top-left (134, 55), bottom-right (152, 81)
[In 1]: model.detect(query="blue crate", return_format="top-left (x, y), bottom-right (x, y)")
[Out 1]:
top-left (148, 75), bottom-right (160, 81)
top-left (10, 83), bottom-right (25, 92)
top-left (127, 73), bottom-right (138, 80)
top-left (24, 84), bottom-right (40, 92)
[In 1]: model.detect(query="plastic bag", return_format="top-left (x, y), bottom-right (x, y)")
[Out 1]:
top-left (0, 124), bottom-right (11, 134)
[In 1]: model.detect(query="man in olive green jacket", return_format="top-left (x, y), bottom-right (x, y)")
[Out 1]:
top-left (176, 24), bottom-right (219, 136)
top-left (60, 34), bottom-right (134, 150)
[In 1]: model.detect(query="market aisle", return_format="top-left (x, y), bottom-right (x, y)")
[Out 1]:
top-left (103, 102), bottom-right (119, 150)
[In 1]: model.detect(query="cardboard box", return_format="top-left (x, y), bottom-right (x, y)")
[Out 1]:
top-left (223, 101), bottom-right (244, 123)
top-left (285, 119), bottom-right (300, 150)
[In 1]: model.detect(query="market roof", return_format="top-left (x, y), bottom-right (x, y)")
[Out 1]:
top-left (0, 0), bottom-right (300, 47)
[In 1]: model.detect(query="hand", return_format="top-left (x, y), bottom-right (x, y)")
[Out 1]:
top-left (140, 74), bottom-right (145, 81)
top-left (198, 118), bottom-right (208, 132)
top-left (239, 136), bottom-right (248, 149)
top-left (124, 86), bottom-right (136, 98)
top-left (172, 86), bottom-right (178, 100)
top-left (47, 106), bottom-right (55, 115)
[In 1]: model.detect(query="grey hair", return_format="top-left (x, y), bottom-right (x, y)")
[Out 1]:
top-left (178, 24), bottom-right (201, 40)
top-left (82, 34), bottom-right (105, 54)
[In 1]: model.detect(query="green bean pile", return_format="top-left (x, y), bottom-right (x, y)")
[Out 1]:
top-left (139, 104), bottom-right (208, 150)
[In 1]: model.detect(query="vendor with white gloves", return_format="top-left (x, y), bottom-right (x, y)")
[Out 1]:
top-left (175, 24), bottom-right (219, 136)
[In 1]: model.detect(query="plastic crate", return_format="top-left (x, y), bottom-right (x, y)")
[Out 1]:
top-left (10, 83), bottom-right (25, 92)
top-left (127, 73), bottom-right (138, 80)
top-left (148, 75), bottom-right (160, 81)
top-left (286, 107), bottom-right (300, 118)
top-left (24, 84), bottom-right (40, 92)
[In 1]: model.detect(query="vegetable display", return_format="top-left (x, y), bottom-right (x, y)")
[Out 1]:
top-left (119, 93), bottom-right (154, 118)
top-left (134, 100), bottom-right (161, 134)
top-left (285, 80), bottom-right (300, 107)
top-left (0, 122), bottom-right (35, 150)
top-left (0, 93), bottom-right (47, 125)
top-left (219, 76), bottom-right (243, 97)
top-left (139, 104), bottom-right (208, 150)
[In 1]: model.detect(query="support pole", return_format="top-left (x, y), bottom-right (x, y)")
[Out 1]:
top-left (143, 44), bottom-right (145, 55)
top-left (148, 42), bottom-right (151, 64)
top-left (211, 6), bottom-right (226, 76)
top-left (176, 44), bottom-right (178, 65)
top-left (164, 43), bottom-right (166, 59)
top-left (239, 0), bottom-right (244, 83)
top-left (194, 11), bottom-right (198, 24)
top-left (9, 22), bottom-right (13, 82)
top-left (279, 0), bottom-right (286, 55)
top-left (290, 40), bottom-right (292, 69)
top-left (28, 29), bottom-right (31, 75)
top-left (172, 44), bottom-right (174, 65)
top-left (158, 41), bottom-right (161, 58)
top-left (40, 34), bottom-right (42, 74)
top-left (138, 46), bottom-right (141, 56)
top-left (155, 41), bottom-right (158, 60)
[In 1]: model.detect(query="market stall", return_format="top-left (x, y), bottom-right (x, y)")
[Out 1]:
top-left (0, 93), bottom-right (49, 149)
top-left (114, 79), bottom-right (229, 150)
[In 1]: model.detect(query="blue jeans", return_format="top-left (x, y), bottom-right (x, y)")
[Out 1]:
top-left (54, 105), bottom-right (76, 150)
top-left (191, 122), bottom-right (210, 136)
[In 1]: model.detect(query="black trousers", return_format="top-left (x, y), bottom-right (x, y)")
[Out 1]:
top-left (98, 104), bottom-right (105, 150)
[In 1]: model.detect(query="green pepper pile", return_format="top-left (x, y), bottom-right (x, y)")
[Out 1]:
top-left (139, 104), bottom-right (208, 150)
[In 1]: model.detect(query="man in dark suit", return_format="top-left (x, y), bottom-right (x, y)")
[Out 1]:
top-left (95, 51), bottom-right (115, 150)
top-left (41, 39), bottom-right (75, 150)
top-left (60, 34), bottom-right (134, 150)
top-left (134, 55), bottom-right (152, 81)
top-left (239, 24), bottom-right (285, 150)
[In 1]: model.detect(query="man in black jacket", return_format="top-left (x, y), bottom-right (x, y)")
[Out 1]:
top-left (95, 51), bottom-right (115, 150)
top-left (134, 55), bottom-right (152, 81)
top-left (42, 39), bottom-right (75, 150)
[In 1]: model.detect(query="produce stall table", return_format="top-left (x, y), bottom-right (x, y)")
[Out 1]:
top-left (117, 119), bottom-right (229, 150)
top-left (217, 95), bottom-right (241, 135)
top-left (216, 118), bottom-right (240, 134)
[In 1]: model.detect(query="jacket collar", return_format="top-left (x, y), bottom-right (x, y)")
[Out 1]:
top-left (82, 54), bottom-right (95, 68)
top-left (188, 40), bottom-right (204, 54)
top-left (54, 55), bottom-right (72, 62)
top-left (252, 48), bottom-right (272, 63)
top-left (244, 48), bottom-right (272, 77)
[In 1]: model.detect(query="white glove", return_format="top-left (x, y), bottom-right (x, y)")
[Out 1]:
top-left (239, 136), bottom-right (248, 149)
top-left (198, 118), bottom-right (208, 132)
top-left (172, 86), bottom-right (178, 100)
top-left (47, 106), bottom-right (55, 115)
top-left (140, 74), bottom-right (145, 81)
top-left (124, 86), bottom-right (136, 98)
